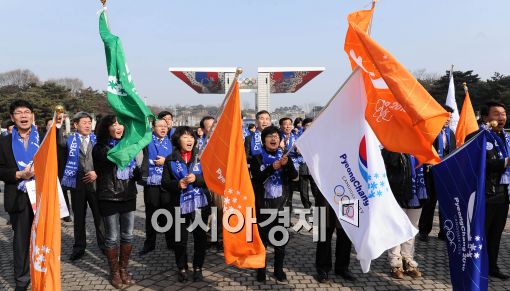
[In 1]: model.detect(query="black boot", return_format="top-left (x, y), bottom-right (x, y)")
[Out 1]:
top-left (274, 247), bottom-right (287, 282)
top-left (256, 268), bottom-right (266, 282)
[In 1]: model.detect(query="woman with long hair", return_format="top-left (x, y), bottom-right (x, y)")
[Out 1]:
top-left (92, 115), bottom-right (138, 289)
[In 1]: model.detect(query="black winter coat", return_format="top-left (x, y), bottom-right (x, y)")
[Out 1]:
top-left (92, 142), bottom-right (138, 202)
top-left (161, 148), bottom-right (211, 209)
top-left (466, 130), bottom-right (509, 204)
top-left (381, 149), bottom-right (418, 208)
top-left (249, 150), bottom-right (298, 211)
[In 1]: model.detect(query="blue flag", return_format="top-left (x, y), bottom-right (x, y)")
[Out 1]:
top-left (432, 131), bottom-right (488, 291)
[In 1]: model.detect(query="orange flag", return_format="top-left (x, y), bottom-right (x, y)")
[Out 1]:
top-left (344, 7), bottom-right (449, 165)
top-left (201, 81), bottom-right (266, 268)
top-left (30, 116), bottom-right (61, 291)
top-left (455, 84), bottom-right (479, 146)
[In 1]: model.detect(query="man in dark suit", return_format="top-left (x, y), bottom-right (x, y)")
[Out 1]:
top-left (139, 119), bottom-right (174, 255)
top-left (0, 100), bottom-right (37, 291)
top-left (467, 101), bottom-right (510, 280)
top-left (57, 111), bottom-right (106, 261)
top-left (244, 110), bottom-right (272, 160)
top-left (418, 105), bottom-right (456, 242)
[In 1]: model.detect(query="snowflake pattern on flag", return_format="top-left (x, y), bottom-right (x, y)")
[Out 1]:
top-left (366, 172), bottom-right (390, 199)
top-left (223, 188), bottom-right (248, 214)
top-left (463, 233), bottom-right (483, 261)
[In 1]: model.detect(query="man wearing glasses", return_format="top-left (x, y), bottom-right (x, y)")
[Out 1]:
top-left (0, 100), bottom-right (39, 291)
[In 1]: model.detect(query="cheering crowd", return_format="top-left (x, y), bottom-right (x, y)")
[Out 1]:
top-left (0, 98), bottom-right (509, 290)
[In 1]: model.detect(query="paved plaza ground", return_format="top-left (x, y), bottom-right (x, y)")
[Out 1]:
top-left (0, 185), bottom-right (508, 290)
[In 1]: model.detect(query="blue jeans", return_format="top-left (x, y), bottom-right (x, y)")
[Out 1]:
top-left (103, 211), bottom-right (135, 248)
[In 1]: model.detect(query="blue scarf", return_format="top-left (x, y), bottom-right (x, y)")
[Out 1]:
top-left (296, 126), bottom-right (304, 137)
top-left (280, 132), bottom-right (300, 169)
top-left (261, 148), bottom-right (283, 199)
top-left (408, 155), bottom-right (428, 207)
top-left (61, 132), bottom-right (96, 188)
top-left (197, 136), bottom-right (207, 151)
top-left (167, 127), bottom-right (175, 139)
top-left (109, 139), bottom-right (136, 180)
top-left (147, 133), bottom-right (172, 185)
top-left (487, 129), bottom-right (510, 198)
top-left (437, 127), bottom-right (451, 158)
top-left (170, 158), bottom-right (208, 214)
top-left (12, 125), bottom-right (39, 192)
top-left (242, 127), bottom-right (250, 138)
top-left (250, 130), bottom-right (263, 156)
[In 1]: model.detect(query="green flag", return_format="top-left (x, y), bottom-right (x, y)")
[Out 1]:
top-left (99, 10), bottom-right (154, 168)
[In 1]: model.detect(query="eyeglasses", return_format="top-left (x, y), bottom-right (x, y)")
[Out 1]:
top-left (13, 111), bottom-right (32, 116)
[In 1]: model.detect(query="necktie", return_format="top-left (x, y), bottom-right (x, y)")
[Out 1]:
top-left (81, 136), bottom-right (88, 153)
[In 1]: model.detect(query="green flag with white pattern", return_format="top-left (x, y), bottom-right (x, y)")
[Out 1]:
top-left (99, 10), bottom-right (154, 168)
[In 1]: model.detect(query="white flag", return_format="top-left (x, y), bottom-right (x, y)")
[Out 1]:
top-left (295, 69), bottom-right (418, 272)
top-left (445, 71), bottom-right (459, 132)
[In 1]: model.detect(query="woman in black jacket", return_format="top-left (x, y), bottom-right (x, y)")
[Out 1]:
top-left (93, 115), bottom-right (138, 289)
top-left (250, 125), bottom-right (298, 282)
top-left (161, 126), bottom-right (211, 282)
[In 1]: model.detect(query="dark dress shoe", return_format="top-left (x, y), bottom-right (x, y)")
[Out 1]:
top-left (489, 270), bottom-right (510, 280)
top-left (62, 216), bottom-right (72, 223)
top-left (256, 268), bottom-right (266, 282)
top-left (177, 268), bottom-right (188, 282)
top-left (437, 232), bottom-right (446, 241)
top-left (15, 286), bottom-right (28, 291)
top-left (193, 268), bottom-right (203, 282)
top-left (336, 269), bottom-right (357, 281)
top-left (69, 251), bottom-right (85, 261)
top-left (138, 246), bottom-right (155, 256)
top-left (316, 271), bottom-right (329, 283)
top-left (274, 269), bottom-right (287, 282)
top-left (418, 233), bottom-right (429, 242)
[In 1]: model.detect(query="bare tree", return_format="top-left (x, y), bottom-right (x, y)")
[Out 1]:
top-left (46, 78), bottom-right (84, 95)
top-left (0, 69), bottom-right (40, 87)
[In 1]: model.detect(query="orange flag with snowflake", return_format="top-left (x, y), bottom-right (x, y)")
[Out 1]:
top-left (30, 116), bottom-right (61, 290)
top-left (201, 81), bottom-right (266, 268)
top-left (344, 7), bottom-right (449, 165)
top-left (456, 85), bottom-right (479, 146)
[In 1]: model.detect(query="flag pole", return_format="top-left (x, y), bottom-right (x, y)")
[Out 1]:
top-left (282, 68), bottom-right (361, 158)
top-left (367, 0), bottom-right (377, 36)
top-left (196, 67), bottom-right (243, 159)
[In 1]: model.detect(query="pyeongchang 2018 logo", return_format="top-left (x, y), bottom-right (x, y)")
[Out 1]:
top-left (336, 136), bottom-right (370, 227)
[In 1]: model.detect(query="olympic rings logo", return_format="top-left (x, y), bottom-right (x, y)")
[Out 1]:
top-left (443, 219), bottom-right (456, 252)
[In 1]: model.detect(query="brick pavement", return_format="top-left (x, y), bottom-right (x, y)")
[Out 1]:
top-left (0, 184), bottom-right (508, 290)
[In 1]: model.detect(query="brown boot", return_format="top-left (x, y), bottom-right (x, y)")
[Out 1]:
top-left (105, 247), bottom-right (122, 289)
top-left (390, 267), bottom-right (405, 280)
top-left (403, 259), bottom-right (422, 279)
top-left (119, 243), bottom-right (135, 286)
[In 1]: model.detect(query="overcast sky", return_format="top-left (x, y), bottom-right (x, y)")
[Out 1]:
top-left (1, 0), bottom-right (509, 110)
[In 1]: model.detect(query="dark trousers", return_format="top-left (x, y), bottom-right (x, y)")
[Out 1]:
top-left (298, 175), bottom-right (320, 209)
top-left (419, 170), bottom-right (444, 236)
top-left (258, 198), bottom-right (288, 272)
top-left (70, 181), bottom-right (105, 253)
top-left (486, 202), bottom-right (509, 272)
top-left (62, 189), bottom-right (72, 217)
top-left (174, 210), bottom-right (209, 270)
top-left (9, 202), bottom-right (34, 288)
top-left (315, 208), bottom-right (352, 273)
top-left (143, 186), bottom-right (174, 249)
